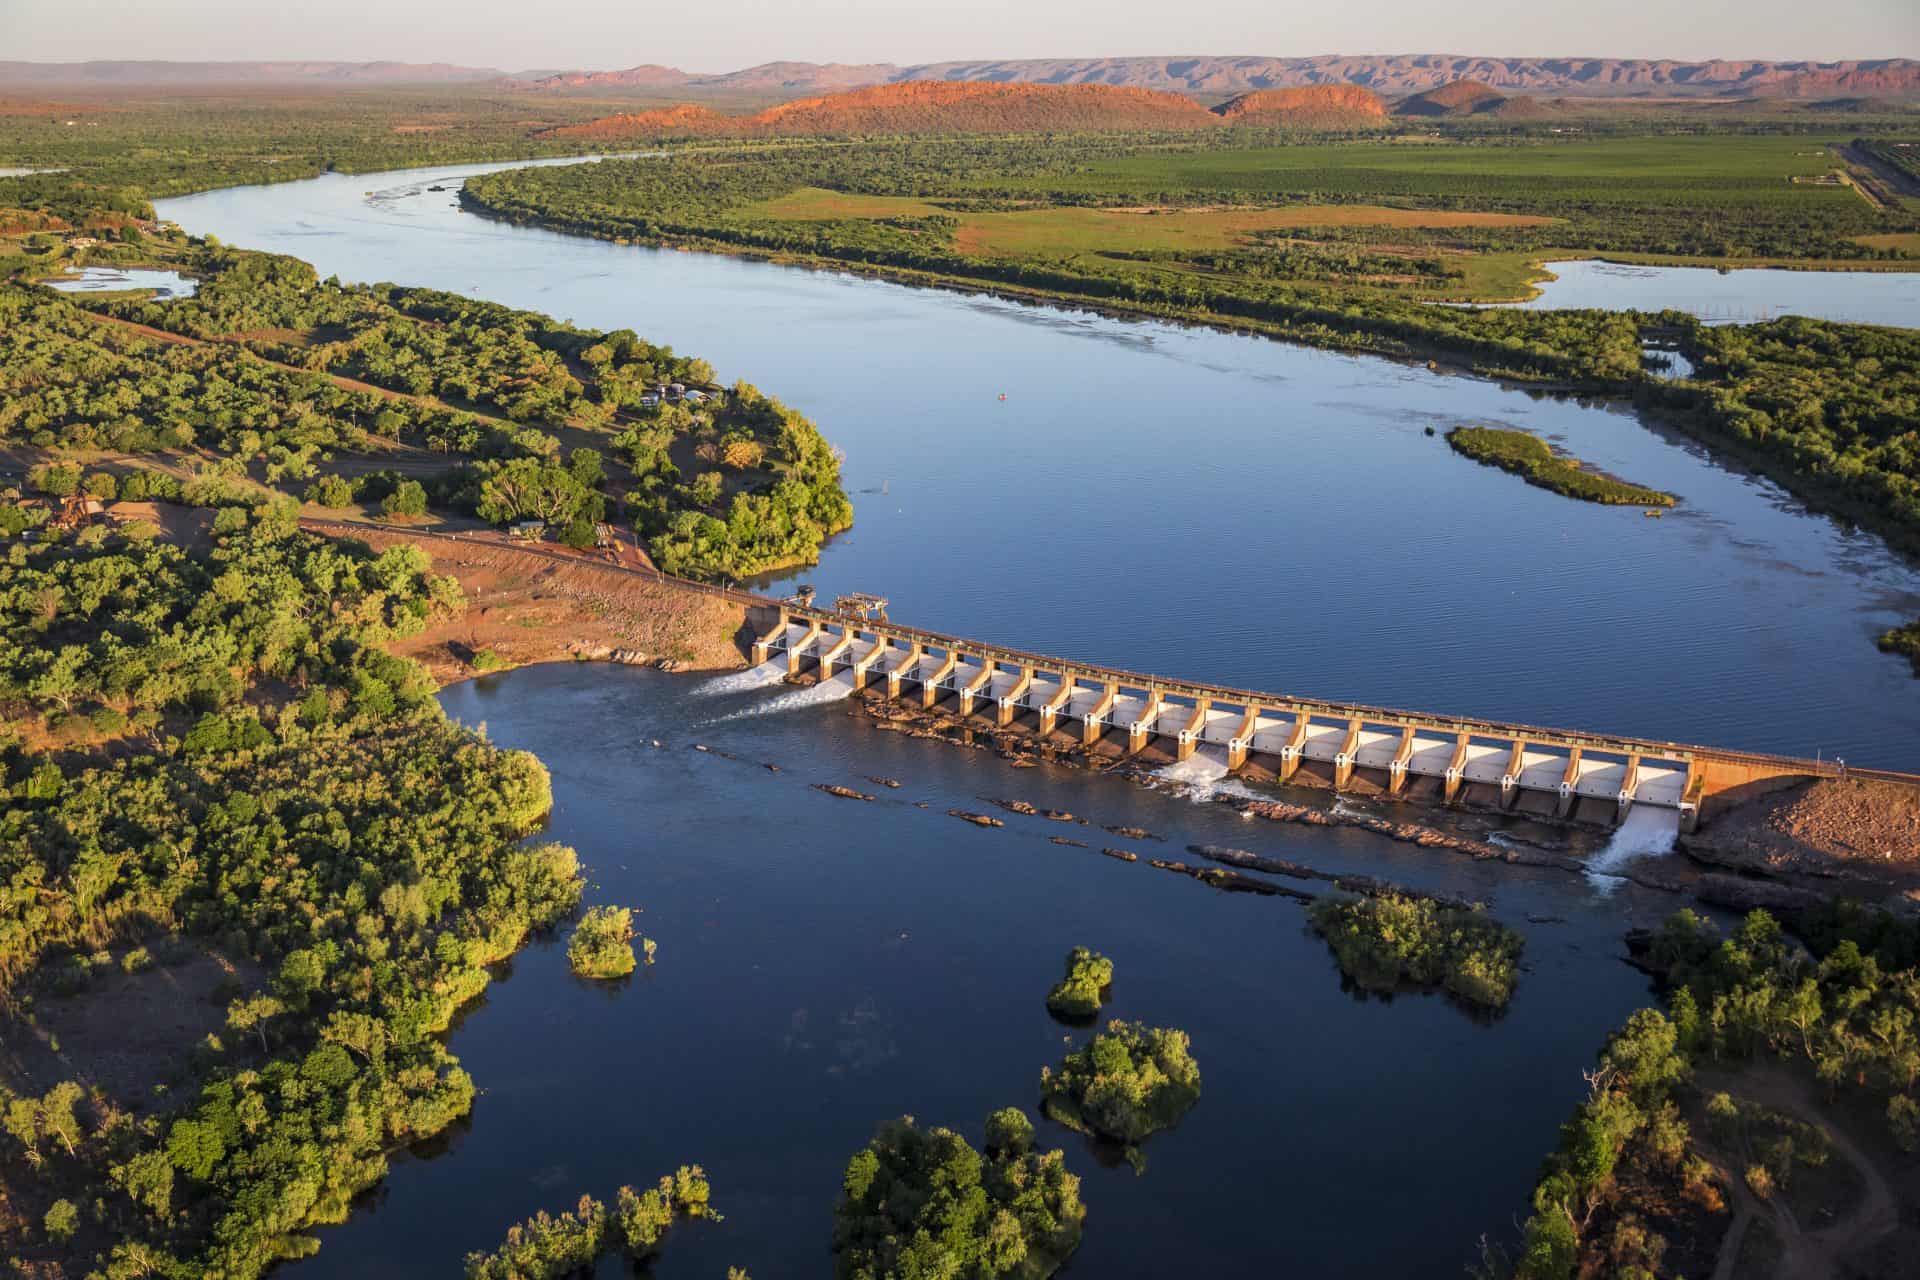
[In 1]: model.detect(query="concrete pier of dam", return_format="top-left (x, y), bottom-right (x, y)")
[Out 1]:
top-left (750, 606), bottom-right (1909, 831)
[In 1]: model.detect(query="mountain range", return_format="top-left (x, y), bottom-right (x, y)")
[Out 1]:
top-left (2, 55), bottom-right (1916, 100)
top-left (524, 55), bottom-right (1920, 100)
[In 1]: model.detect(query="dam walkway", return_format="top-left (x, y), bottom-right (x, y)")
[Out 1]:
top-left (751, 607), bottom-right (1906, 831)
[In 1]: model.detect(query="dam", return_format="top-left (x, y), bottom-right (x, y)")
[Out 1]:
top-left (302, 517), bottom-right (1916, 833)
top-left (750, 604), bottom-right (1902, 832)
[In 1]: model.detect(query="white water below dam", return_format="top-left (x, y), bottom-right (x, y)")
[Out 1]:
top-left (1584, 805), bottom-right (1683, 891)
top-left (707, 671), bottom-right (858, 724)
top-left (692, 658), bottom-right (790, 698)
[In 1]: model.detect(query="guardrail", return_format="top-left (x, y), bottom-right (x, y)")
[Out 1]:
top-left (300, 517), bottom-right (1920, 786)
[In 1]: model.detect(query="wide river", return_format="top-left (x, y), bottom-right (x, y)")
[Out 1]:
top-left (153, 161), bottom-right (1920, 1276)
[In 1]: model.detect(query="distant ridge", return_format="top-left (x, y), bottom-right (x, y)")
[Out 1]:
top-left (890, 55), bottom-right (1920, 100)
top-left (527, 55), bottom-right (1920, 102)
top-left (5, 55), bottom-right (1917, 101)
top-left (541, 81), bottom-right (1222, 139)
top-left (0, 60), bottom-right (508, 86)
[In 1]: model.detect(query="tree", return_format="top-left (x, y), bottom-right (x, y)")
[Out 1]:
top-left (31, 464), bottom-right (81, 498)
top-left (566, 447), bottom-right (604, 488)
top-left (227, 993), bottom-right (285, 1053)
top-left (476, 459), bottom-right (599, 528)
top-left (381, 480), bottom-right (427, 519)
top-left (38, 1082), bottom-right (84, 1156)
top-left (44, 1198), bottom-right (78, 1243)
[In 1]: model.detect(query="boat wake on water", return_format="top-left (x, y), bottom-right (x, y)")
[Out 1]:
top-left (1584, 806), bottom-right (1681, 893)
top-left (705, 672), bottom-right (858, 723)
top-left (692, 659), bottom-right (790, 697)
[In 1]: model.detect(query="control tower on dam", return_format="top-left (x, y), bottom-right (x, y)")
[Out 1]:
top-left (752, 605), bottom-right (1916, 831)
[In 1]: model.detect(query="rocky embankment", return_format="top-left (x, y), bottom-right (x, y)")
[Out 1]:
top-left (1681, 778), bottom-right (1920, 888)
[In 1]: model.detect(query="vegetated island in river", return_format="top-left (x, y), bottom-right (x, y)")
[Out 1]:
top-left (464, 1165), bottom-right (720, 1279)
top-left (1307, 892), bottom-right (1525, 1010)
top-left (1039, 1021), bottom-right (1201, 1158)
top-left (1045, 946), bottom-right (1114, 1020)
top-left (834, 1110), bottom-right (1085, 1279)
top-left (1445, 426), bottom-right (1677, 507)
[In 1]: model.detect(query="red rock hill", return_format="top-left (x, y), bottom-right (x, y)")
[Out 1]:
top-left (1213, 85), bottom-right (1389, 126)
top-left (1393, 80), bottom-right (1510, 116)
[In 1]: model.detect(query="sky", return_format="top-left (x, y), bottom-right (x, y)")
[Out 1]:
top-left (1, 0), bottom-right (1915, 70)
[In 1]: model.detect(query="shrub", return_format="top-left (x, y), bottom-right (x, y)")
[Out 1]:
top-left (305, 475), bottom-right (358, 509)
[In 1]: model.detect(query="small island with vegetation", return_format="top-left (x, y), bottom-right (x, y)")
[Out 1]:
top-left (833, 1110), bottom-right (1085, 1280)
top-left (1445, 426), bottom-right (1678, 507)
top-left (1045, 947), bottom-right (1114, 1020)
top-left (1308, 893), bottom-right (1524, 1010)
top-left (1039, 1020), bottom-right (1202, 1152)
top-left (464, 1165), bottom-right (719, 1279)
top-left (1879, 618), bottom-right (1920, 675)
top-left (567, 906), bottom-right (649, 979)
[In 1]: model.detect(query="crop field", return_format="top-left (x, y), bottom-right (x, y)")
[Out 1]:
top-left (737, 186), bottom-right (1559, 259)
top-left (1017, 135), bottom-right (1861, 211)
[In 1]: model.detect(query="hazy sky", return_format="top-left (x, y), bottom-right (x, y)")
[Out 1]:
top-left (3, 0), bottom-right (1915, 69)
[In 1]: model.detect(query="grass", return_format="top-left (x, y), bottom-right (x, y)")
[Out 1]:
top-left (731, 187), bottom-right (1564, 299)
top-left (1854, 231), bottom-right (1920, 255)
top-left (1447, 426), bottom-right (1678, 507)
top-left (947, 204), bottom-right (1556, 257)
top-left (735, 187), bottom-right (949, 221)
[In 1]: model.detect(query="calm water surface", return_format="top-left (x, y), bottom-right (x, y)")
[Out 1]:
top-left (146, 162), bottom-right (1920, 1274)
top-left (43, 265), bottom-right (198, 297)
top-left (295, 664), bottom-right (1683, 1278)
top-left (159, 162), bottom-right (1920, 767)
top-left (1494, 258), bottom-right (1920, 327)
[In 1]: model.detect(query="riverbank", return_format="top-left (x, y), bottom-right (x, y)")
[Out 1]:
top-left (301, 520), bottom-right (752, 686)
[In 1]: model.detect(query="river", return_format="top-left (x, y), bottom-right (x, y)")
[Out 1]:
top-left (302, 663), bottom-right (1683, 1278)
top-left (147, 161), bottom-right (1920, 1275)
top-left (158, 161), bottom-right (1920, 768)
